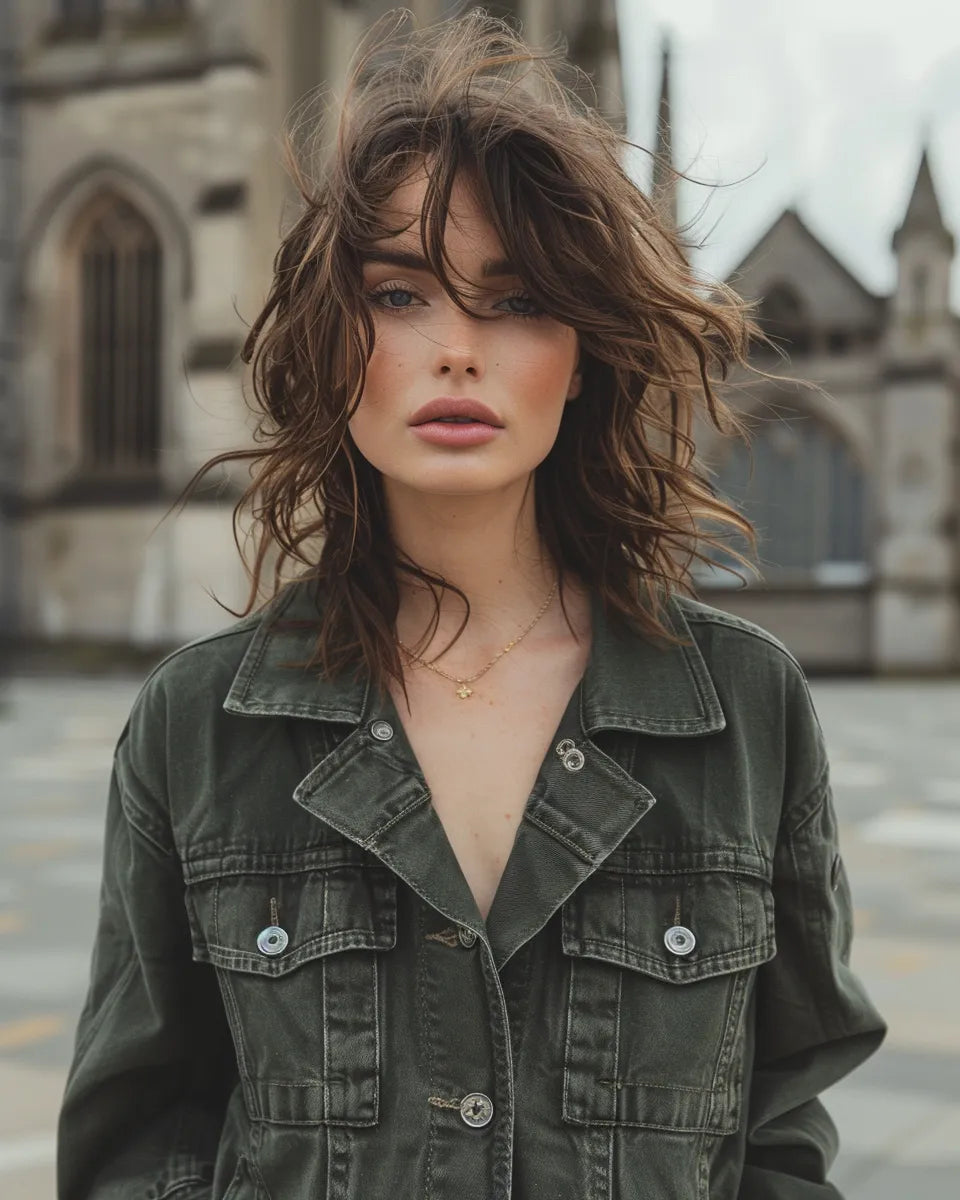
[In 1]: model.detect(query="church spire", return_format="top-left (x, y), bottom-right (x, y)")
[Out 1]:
top-left (892, 143), bottom-right (955, 255)
top-left (887, 138), bottom-right (955, 357)
top-left (651, 33), bottom-right (677, 228)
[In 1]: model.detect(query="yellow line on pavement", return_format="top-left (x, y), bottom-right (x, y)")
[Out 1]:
top-left (8, 840), bottom-right (78, 863)
top-left (0, 1016), bottom-right (65, 1050)
top-left (0, 912), bottom-right (25, 934)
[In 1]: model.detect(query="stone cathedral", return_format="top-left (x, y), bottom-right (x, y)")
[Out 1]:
top-left (656, 43), bottom-right (960, 674)
top-left (0, 2), bottom-right (957, 673)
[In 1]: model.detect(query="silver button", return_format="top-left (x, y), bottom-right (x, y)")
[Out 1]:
top-left (664, 925), bottom-right (696, 956)
top-left (562, 748), bottom-right (585, 772)
top-left (555, 738), bottom-right (576, 757)
top-left (460, 1092), bottom-right (493, 1128)
top-left (370, 720), bottom-right (394, 741)
top-left (458, 926), bottom-right (477, 948)
top-left (256, 925), bottom-right (289, 956)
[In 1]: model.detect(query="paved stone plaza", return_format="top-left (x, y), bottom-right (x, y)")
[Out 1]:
top-left (0, 671), bottom-right (958, 1198)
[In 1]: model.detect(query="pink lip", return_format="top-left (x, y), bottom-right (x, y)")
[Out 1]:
top-left (411, 421), bottom-right (502, 447)
top-left (409, 396), bottom-right (503, 426)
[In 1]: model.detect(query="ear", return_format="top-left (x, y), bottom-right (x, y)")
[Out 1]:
top-left (566, 367), bottom-right (582, 402)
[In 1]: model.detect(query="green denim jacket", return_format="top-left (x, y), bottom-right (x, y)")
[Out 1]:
top-left (57, 576), bottom-right (885, 1199)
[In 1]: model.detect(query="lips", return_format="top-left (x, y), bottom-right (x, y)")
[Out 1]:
top-left (409, 397), bottom-right (503, 427)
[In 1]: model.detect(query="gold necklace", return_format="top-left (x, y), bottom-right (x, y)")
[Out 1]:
top-left (397, 578), bottom-right (559, 699)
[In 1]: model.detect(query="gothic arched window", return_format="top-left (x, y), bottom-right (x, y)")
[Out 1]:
top-left (699, 408), bottom-right (868, 585)
top-left (73, 194), bottom-right (163, 476)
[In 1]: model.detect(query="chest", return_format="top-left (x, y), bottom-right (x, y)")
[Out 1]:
top-left (387, 640), bottom-right (589, 922)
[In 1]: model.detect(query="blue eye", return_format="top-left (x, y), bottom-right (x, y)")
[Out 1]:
top-left (368, 287), bottom-right (417, 309)
top-left (367, 284), bottom-right (544, 319)
top-left (499, 293), bottom-right (543, 318)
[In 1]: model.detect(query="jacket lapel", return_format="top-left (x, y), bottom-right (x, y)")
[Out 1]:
top-left (222, 575), bottom-right (727, 967)
top-left (482, 584), bottom-right (726, 968)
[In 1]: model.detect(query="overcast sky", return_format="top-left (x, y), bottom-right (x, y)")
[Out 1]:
top-left (616, 0), bottom-right (960, 306)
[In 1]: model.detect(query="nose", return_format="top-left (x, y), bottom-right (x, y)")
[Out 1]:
top-left (433, 304), bottom-right (485, 379)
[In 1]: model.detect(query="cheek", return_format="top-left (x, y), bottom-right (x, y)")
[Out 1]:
top-left (501, 327), bottom-right (578, 400)
top-left (352, 327), bottom-right (405, 425)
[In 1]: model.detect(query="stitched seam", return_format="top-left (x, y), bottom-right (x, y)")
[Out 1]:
top-left (598, 1078), bottom-right (713, 1094)
top-left (114, 765), bottom-right (175, 859)
top-left (788, 820), bottom-right (839, 1044)
top-left (788, 769), bottom-right (832, 836)
top-left (73, 955), bottom-right (138, 1062)
top-left (612, 948), bottom-right (623, 1123)
top-left (524, 809), bottom-right (594, 861)
top-left (156, 1177), bottom-right (212, 1200)
top-left (183, 849), bottom-right (377, 882)
top-left (366, 790), bottom-right (432, 843)
top-left (218, 966), bottom-right (256, 1116)
top-left (128, 621), bottom-right (263, 714)
top-left (562, 957), bottom-right (575, 1120)
top-left (595, 861), bottom-right (771, 881)
top-left (321, 943), bottom-right (330, 1120)
top-left (568, 939), bottom-right (771, 971)
top-left (198, 928), bottom-right (391, 964)
top-left (564, 1115), bottom-right (736, 1133)
top-left (679, 607), bottom-right (807, 674)
top-left (230, 586), bottom-right (299, 705)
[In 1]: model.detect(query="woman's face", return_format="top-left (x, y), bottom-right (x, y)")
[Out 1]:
top-left (347, 168), bottom-right (582, 499)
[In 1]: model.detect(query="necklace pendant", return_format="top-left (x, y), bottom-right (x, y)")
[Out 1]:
top-left (456, 683), bottom-right (473, 699)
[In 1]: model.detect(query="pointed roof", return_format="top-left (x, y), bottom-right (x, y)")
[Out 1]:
top-left (722, 207), bottom-right (883, 329)
top-left (651, 33), bottom-right (677, 228)
top-left (727, 207), bottom-right (880, 305)
top-left (892, 145), bottom-right (955, 254)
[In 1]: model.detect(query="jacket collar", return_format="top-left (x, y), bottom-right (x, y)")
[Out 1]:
top-left (223, 573), bottom-right (726, 738)
top-left (223, 574), bottom-right (726, 967)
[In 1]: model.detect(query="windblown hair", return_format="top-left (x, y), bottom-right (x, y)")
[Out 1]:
top-left (176, 5), bottom-right (790, 707)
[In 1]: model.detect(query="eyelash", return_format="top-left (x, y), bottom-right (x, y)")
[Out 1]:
top-left (366, 282), bottom-right (545, 319)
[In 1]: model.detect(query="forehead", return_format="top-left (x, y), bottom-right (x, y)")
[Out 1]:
top-left (374, 168), bottom-right (504, 256)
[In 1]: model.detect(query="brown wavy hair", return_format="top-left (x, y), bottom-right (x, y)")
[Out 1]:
top-left (172, 5), bottom-right (795, 707)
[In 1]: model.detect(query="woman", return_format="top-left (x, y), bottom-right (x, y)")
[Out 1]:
top-left (57, 9), bottom-right (885, 1199)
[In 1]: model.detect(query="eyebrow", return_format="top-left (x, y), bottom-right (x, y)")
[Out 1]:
top-left (359, 246), bottom-right (519, 279)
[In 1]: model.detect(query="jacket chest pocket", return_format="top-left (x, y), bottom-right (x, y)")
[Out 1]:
top-left (184, 850), bottom-right (397, 1127)
top-left (560, 851), bottom-right (775, 1134)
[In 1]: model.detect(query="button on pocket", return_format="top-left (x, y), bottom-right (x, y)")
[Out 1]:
top-left (184, 849), bottom-right (397, 1127)
top-left (256, 925), bottom-right (289, 956)
top-left (663, 924), bottom-right (696, 956)
top-left (560, 849), bottom-right (775, 1134)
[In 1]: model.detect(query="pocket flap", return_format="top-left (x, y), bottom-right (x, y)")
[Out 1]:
top-left (185, 852), bottom-right (398, 977)
top-left (562, 851), bottom-right (775, 983)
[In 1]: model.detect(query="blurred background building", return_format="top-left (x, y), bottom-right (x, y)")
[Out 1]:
top-left (650, 35), bottom-right (959, 675)
top-left (0, 0), bottom-right (957, 674)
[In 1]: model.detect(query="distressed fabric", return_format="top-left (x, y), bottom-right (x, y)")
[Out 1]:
top-left (57, 576), bottom-right (885, 1199)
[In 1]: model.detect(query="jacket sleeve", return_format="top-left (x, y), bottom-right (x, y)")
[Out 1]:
top-left (738, 671), bottom-right (886, 1198)
top-left (57, 715), bottom-right (236, 1200)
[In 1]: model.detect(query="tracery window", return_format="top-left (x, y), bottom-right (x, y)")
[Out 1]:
top-left (73, 194), bottom-right (163, 476)
top-left (698, 408), bottom-right (869, 586)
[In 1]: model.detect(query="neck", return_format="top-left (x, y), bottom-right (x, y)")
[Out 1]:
top-left (385, 475), bottom-right (566, 649)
